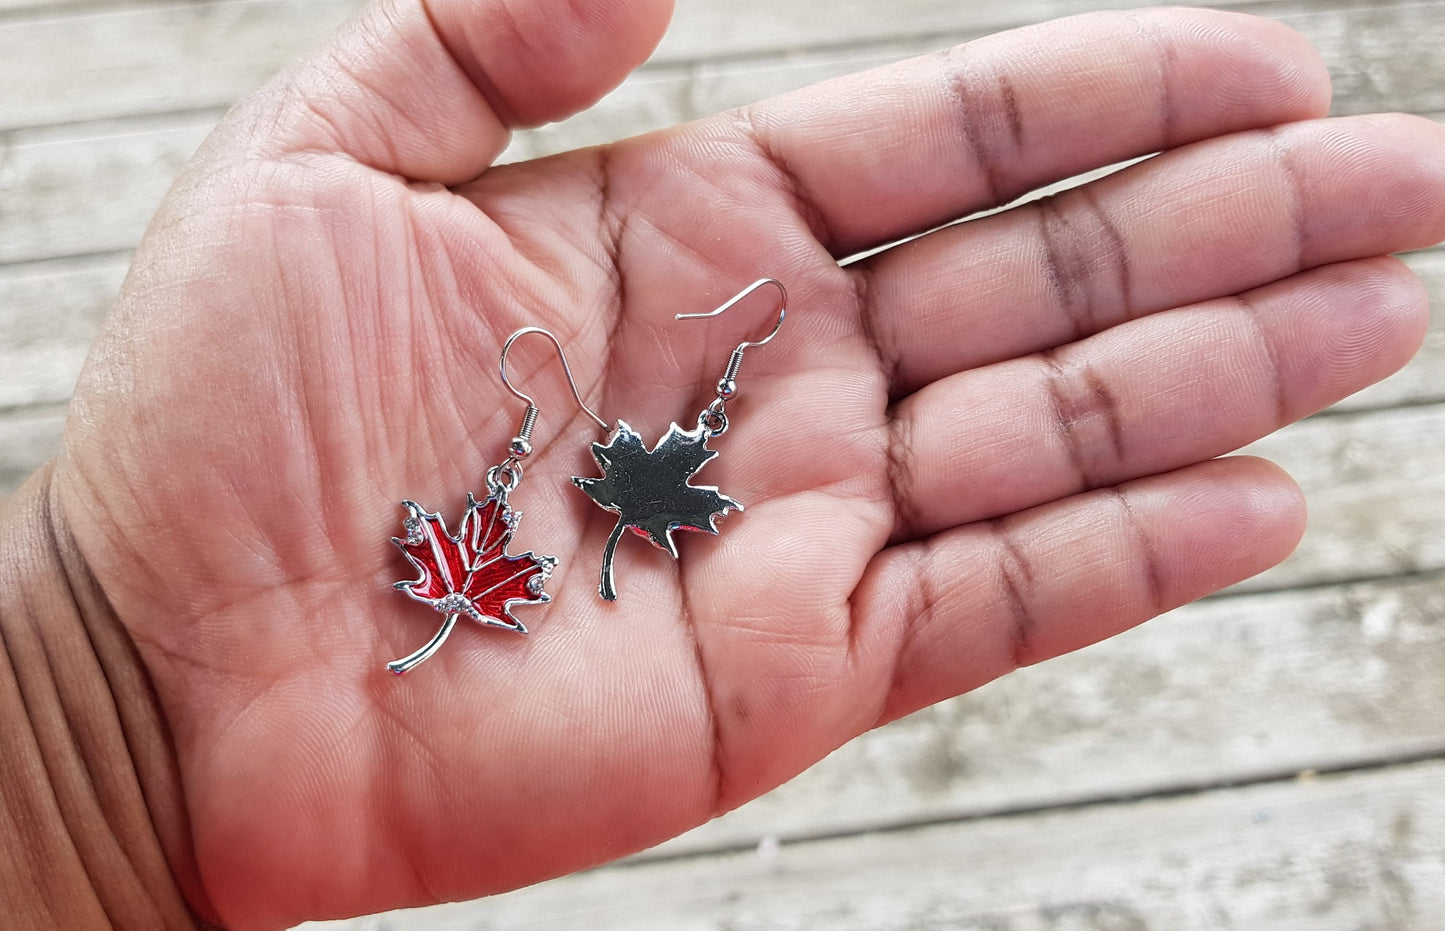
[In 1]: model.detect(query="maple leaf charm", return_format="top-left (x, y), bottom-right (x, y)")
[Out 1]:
top-left (388, 491), bottom-right (556, 674)
top-left (572, 420), bottom-right (742, 601)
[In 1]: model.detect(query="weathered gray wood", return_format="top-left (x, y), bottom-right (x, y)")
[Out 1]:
top-left (0, 0), bottom-right (362, 131)
top-left (0, 115), bottom-right (214, 265)
top-left (300, 758), bottom-right (1445, 930)
top-left (10, 0), bottom-right (1428, 134)
top-left (1241, 401), bottom-right (1445, 591)
top-left (1307, 1), bottom-right (1445, 117)
top-left (2, 0), bottom-right (1433, 134)
top-left (0, 253), bottom-right (126, 408)
top-left (0, 0), bottom-right (1294, 131)
top-left (0, 341), bottom-right (88, 409)
top-left (0, 254), bottom-right (123, 348)
top-left (643, 568), bottom-right (1445, 857)
top-left (0, 0), bottom-right (141, 12)
top-left (443, 4), bottom-right (1445, 161)
top-left (0, 405), bottom-right (63, 493)
top-left (664, 0), bottom-right (1445, 70)
top-left (4, 5), bottom-right (1442, 265)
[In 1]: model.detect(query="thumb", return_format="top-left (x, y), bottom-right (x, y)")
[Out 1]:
top-left (247, 0), bottom-right (675, 184)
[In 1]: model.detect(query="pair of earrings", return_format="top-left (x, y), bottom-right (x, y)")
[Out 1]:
top-left (386, 278), bottom-right (788, 674)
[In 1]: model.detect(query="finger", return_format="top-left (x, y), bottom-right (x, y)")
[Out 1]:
top-left (248, 0), bottom-right (673, 183)
top-left (739, 7), bottom-right (1329, 254)
top-left (852, 456), bottom-right (1306, 726)
top-left (885, 256), bottom-right (1426, 542)
top-left (861, 113), bottom-right (1445, 394)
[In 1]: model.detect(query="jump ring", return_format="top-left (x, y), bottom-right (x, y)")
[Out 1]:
top-left (486, 461), bottom-right (523, 494)
top-left (698, 407), bottom-right (728, 437)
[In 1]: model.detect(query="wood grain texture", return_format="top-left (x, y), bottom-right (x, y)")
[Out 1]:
top-left (0, 0), bottom-right (1316, 132)
top-left (0, 116), bottom-right (213, 265)
top-left (0, 254), bottom-right (126, 408)
top-left (300, 758), bottom-right (1445, 930)
top-left (1242, 400), bottom-right (1445, 591)
top-left (0, 0), bottom-right (360, 131)
top-left (0, 405), bottom-right (65, 494)
top-left (523, 2), bottom-right (1445, 159)
top-left (1, 0), bottom-right (1438, 136)
top-left (4, 5), bottom-right (1443, 263)
top-left (648, 568), bottom-right (1445, 857)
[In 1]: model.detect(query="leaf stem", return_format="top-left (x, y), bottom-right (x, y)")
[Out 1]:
top-left (599, 520), bottom-right (625, 601)
top-left (387, 613), bottom-right (459, 675)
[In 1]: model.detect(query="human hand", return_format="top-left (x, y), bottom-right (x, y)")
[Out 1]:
top-left (28, 0), bottom-right (1445, 926)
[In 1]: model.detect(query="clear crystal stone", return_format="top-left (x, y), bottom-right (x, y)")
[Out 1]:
top-left (435, 593), bottom-right (470, 614)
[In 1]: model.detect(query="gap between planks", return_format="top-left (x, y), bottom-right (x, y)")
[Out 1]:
top-left (297, 756), bottom-right (1445, 930)
top-left (1, 0), bottom-right (1440, 133)
top-left (1, 23), bottom-right (1441, 265)
top-left (642, 563), bottom-right (1445, 857)
top-left (631, 745), bottom-right (1445, 869)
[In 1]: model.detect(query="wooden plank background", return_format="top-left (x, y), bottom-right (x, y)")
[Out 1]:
top-left (1, 1), bottom-right (1441, 928)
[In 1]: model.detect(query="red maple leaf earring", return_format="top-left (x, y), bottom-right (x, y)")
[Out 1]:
top-left (573, 278), bottom-right (788, 601)
top-left (387, 327), bottom-right (609, 674)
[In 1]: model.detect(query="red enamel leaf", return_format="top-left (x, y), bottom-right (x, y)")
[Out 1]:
top-left (387, 492), bottom-right (556, 674)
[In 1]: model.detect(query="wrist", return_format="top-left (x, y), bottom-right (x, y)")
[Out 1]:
top-left (0, 465), bottom-right (213, 928)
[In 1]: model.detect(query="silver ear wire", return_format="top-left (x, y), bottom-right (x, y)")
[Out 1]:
top-left (675, 278), bottom-right (788, 435)
top-left (497, 327), bottom-right (609, 471)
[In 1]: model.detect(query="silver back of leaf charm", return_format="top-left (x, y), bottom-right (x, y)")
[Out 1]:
top-left (572, 420), bottom-right (742, 601)
top-left (570, 278), bottom-right (786, 602)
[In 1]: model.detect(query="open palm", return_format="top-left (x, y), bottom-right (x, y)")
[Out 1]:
top-left (47, 0), bottom-right (1445, 927)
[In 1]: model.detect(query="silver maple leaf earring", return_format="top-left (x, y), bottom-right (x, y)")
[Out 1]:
top-left (388, 327), bottom-right (610, 674)
top-left (572, 278), bottom-right (787, 601)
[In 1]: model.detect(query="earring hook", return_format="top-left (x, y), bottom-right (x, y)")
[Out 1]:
top-left (496, 327), bottom-right (608, 475)
top-left (675, 277), bottom-right (787, 350)
top-left (674, 278), bottom-right (789, 437)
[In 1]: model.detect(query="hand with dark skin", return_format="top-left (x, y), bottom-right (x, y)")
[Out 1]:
top-left (2, 0), bottom-right (1443, 927)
